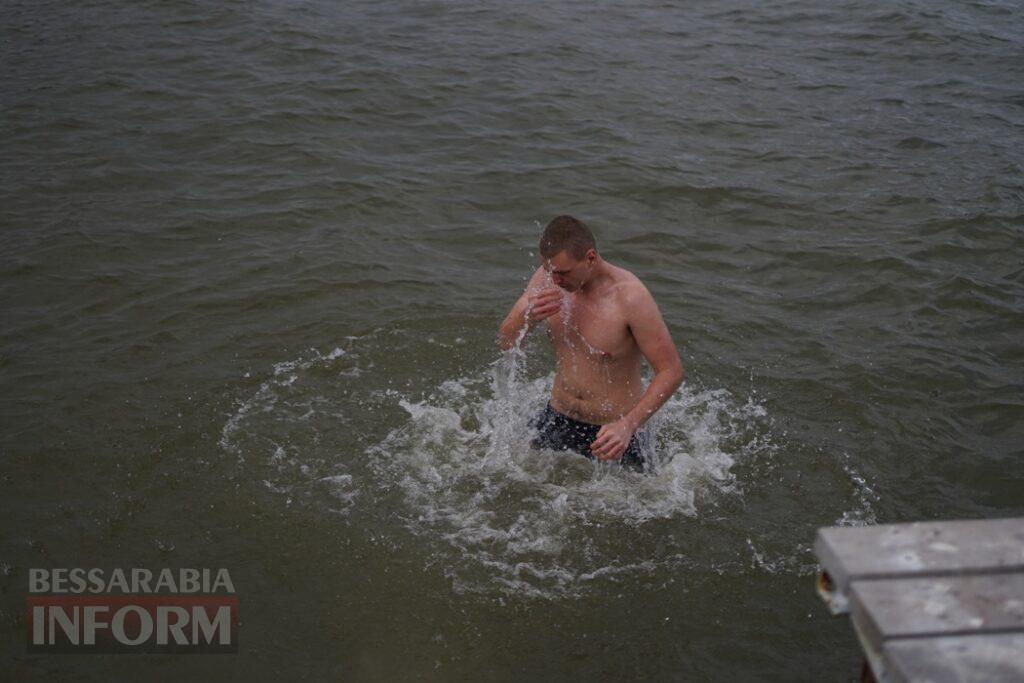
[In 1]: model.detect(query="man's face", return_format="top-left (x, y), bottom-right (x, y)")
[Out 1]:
top-left (544, 249), bottom-right (595, 292)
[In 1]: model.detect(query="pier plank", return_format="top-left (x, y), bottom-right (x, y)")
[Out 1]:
top-left (815, 518), bottom-right (1024, 612)
top-left (850, 573), bottom-right (1024, 654)
top-left (883, 633), bottom-right (1024, 683)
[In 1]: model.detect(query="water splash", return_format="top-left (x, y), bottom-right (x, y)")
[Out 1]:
top-left (836, 457), bottom-right (880, 527)
top-left (366, 344), bottom-right (772, 596)
top-left (220, 338), bottom-right (783, 596)
top-left (219, 343), bottom-right (363, 515)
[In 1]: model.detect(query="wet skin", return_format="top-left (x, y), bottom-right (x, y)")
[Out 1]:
top-left (499, 249), bottom-right (684, 461)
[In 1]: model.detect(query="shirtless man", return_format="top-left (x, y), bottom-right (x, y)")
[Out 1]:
top-left (498, 215), bottom-right (685, 471)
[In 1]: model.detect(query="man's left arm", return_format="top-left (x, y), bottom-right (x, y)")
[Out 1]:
top-left (591, 285), bottom-right (684, 461)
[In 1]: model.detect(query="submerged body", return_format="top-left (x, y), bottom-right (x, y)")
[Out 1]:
top-left (499, 217), bottom-right (684, 465)
top-left (530, 401), bottom-right (648, 471)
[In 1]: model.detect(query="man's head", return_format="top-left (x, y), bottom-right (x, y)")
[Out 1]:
top-left (539, 215), bottom-right (598, 291)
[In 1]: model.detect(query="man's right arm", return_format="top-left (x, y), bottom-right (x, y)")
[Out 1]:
top-left (497, 267), bottom-right (552, 350)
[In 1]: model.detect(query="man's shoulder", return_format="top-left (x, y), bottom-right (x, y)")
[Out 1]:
top-left (608, 267), bottom-right (652, 305)
top-left (526, 265), bottom-right (548, 287)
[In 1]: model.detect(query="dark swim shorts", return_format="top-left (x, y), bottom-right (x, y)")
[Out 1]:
top-left (529, 403), bottom-right (647, 472)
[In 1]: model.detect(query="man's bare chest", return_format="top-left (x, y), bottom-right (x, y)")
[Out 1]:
top-left (545, 295), bottom-right (634, 360)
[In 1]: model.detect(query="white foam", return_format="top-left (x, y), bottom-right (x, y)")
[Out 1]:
top-left (221, 340), bottom-right (787, 596)
top-left (365, 348), bottom-right (775, 597)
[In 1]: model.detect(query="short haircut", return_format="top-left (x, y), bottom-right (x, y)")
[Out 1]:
top-left (539, 215), bottom-right (596, 260)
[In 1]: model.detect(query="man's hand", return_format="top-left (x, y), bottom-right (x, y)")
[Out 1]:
top-left (526, 287), bottom-right (562, 326)
top-left (498, 268), bottom-right (559, 350)
top-left (590, 417), bottom-right (637, 461)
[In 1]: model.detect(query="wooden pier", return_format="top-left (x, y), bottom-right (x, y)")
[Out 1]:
top-left (814, 518), bottom-right (1024, 682)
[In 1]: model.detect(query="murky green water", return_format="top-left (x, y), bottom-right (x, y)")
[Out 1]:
top-left (3, 0), bottom-right (1022, 679)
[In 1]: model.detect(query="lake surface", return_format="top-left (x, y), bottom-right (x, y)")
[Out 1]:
top-left (2, 0), bottom-right (1022, 678)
